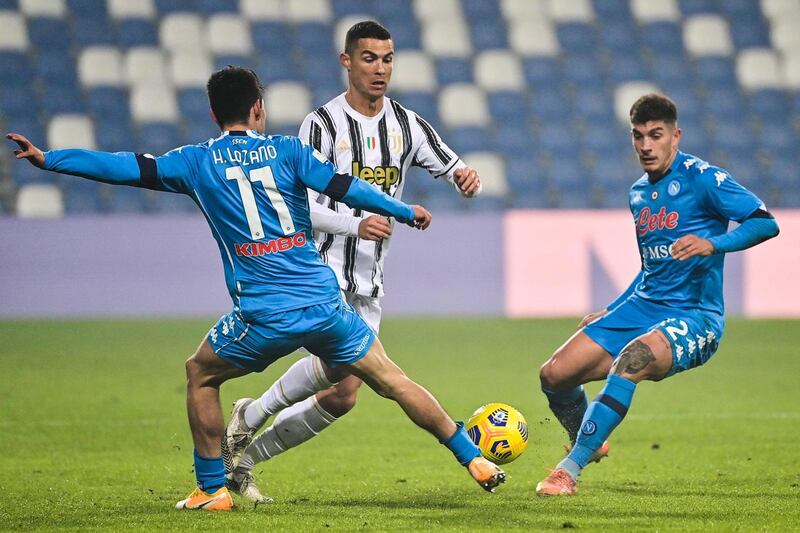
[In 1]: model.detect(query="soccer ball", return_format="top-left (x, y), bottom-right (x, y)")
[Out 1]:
top-left (465, 403), bottom-right (528, 465)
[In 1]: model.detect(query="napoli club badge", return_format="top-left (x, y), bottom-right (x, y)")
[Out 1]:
top-left (668, 180), bottom-right (681, 196)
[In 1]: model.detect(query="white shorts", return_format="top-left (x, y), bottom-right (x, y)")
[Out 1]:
top-left (342, 291), bottom-right (382, 334)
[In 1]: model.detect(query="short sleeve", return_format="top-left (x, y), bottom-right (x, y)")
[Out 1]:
top-left (698, 167), bottom-right (765, 223)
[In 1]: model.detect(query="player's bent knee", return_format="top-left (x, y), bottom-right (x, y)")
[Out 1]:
top-left (317, 386), bottom-right (359, 417)
top-left (611, 334), bottom-right (671, 381)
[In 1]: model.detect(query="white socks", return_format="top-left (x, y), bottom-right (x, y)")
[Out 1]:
top-left (243, 355), bottom-right (333, 431)
top-left (237, 395), bottom-right (338, 472)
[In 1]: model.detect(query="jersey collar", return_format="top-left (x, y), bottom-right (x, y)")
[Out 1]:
top-left (648, 150), bottom-right (687, 184)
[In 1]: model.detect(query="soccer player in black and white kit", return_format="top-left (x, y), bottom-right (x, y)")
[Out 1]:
top-left (222, 21), bottom-right (483, 502)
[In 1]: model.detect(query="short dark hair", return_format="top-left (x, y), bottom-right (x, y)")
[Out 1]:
top-left (344, 20), bottom-right (391, 55)
top-left (629, 93), bottom-right (678, 126)
top-left (206, 66), bottom-right (264, 128)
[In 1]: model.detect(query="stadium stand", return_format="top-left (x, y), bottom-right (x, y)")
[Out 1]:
top-left (0, 0), bottom-right (799, 215)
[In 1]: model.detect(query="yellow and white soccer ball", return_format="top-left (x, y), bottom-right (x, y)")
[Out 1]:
top-left (465, 403), bottom-right (528, 465)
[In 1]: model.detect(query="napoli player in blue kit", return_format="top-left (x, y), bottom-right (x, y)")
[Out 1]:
top-left (535, 94), bottom-right (780, 496)
top-left (6, 66), bottom-right (505, 510)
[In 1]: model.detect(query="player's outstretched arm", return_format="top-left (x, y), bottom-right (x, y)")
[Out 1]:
top-left (7, 132), bottom-right (141, 186)
top-left (671, 211), bottom-right (779, 260)
top-left (309, 199), bottom-right (392, 241)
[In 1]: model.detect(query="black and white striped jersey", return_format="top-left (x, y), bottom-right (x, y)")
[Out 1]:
top-left (299, 93), bottom-right (467, 298)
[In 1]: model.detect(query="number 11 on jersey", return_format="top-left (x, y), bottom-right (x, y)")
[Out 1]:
top-left (225, 165), bottom-right (296, 239)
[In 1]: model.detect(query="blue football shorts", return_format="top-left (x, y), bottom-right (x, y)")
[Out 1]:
top-left (582, 296), bottom-right (724, 377)
top-left (207, 297), bottom-right (375, 372)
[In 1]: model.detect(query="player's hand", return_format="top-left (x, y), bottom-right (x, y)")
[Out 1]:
top-left (6, 133), bottom-right (45, 168)
top-left (453, 166), bottom-right (481, 197)
top-left (579, 309), bottom-right (608, 328)
top-left (670, 234), bottom-right (714, 261)
top-left (358, 215), bottom-right (392, 241)
top-left (408, 205), bottom-right (432, 230)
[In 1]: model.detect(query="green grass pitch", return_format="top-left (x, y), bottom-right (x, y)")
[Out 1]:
top-left (1, 317), bottom-right (798, 531)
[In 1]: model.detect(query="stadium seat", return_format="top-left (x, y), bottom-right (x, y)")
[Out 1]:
top-left (130, 83), bottom-right (178, 123)
top-left (504, 154), bottom-right (547, 195)
top-left (447, 126), bottom-right (492, 154)
top-left (573, 88), bottom-right (616, 123)
top-left (608, 54), bottom-right (650, 84)
top-left (78, 47), bottom-right (124, 88)
top-left (391, 51), bottom-right (436, 92)
top-left (107, 0), bottom-right (155, 20)
top-left (421, 17), bottom-right (472, 58)
top-left (783, 54), bottom-right (800, 89)
top-left (630, 0), bottom-right (680, 22)
top-left (499, 0), bottom-right (547, 20)
top-left (488, 91), bottom-right (528, 127)
top-left (86, 87), bottom-right (129, 121)
top-left (0, 50), bottom-right (32, 86)
top-left (137, 122), bottom-right (180, 155)
top-left (549, 160), bottom-right (591, 208)
top-left (548, 0), bottom-right (594, 22)
top-left (72, 12), bottom-right (115, 47)
top-left (461, 151), bottom-right (508, 197)
top-left (592, 0), bottom-right (632, 20)
top-left (711, 121), bottom-right (755, 156)
top-left (748, 88), bottom-right (789, 121)
top-left (523, 57), bottom-right (562, 91)
top-left (160, 13), bottom-right (205, 53)
top-left (207, 14), bottom-right (253, 56)
top-left (508, 18), bottom-right (559, 57)
top-left (469, 18), bottom-right (508, 50)
top-left (770, 18), bottom-right (800, 56)
top-left (729, 15), bottom-right (770, 49)
top-left (213, 54), bottom-right (257, 73)
top-left (678, 0), bottom-right (718, 16)
top-left (286, 0), bottom-right (332, 23)
top-left (170, 51), bottom-right (213, 89)
top-left (16, 183), bottom-right (64, 218)
top-left (151, 190), bottom-right (196, 213)
top-left (0, 11), bottom-right (29, 50)
top-left (251, 21), bottom-right (294, 54)
top-left (27, 16), bottom-right (72, 51)
top-left (760, 0), bottom-right (800, 22)
top-left (600, 19), bottom-right (640, 53)
top-left (256, 53), bottom-right (303, 84)
top-left (62, 178), bottom-right (108, 213)
top-left (294, 22), bottom-right (334, 55)
top-left (639, 21), bottom-right (683, 52)
top-left (613, 81), bottom-right (660, 124)
top-left (19, 0), bottom-right (65, 17)
top-left (108, 184), bottom-right (149, 213)
top-left (331, 0), bottom-right (374, 19)
top-left (436, 57), bottom-right (473, 85)
top-left (47, 114), bottom-right (96, 150)
top-left (529, 87), bottom-right (571, 123)
top-left (737, 48), bottom-right (783, 90)
top-left (183, 116), bottom-right (214, 145)
top-left (562, 52), bottom-right (604, 85)
top-left (474, 50), bottom-right (524, 92)
top-left (413, 0), bottom-right (462, 21)
top-left (123, 47), bottom-right (167, 87)
top-left (302, 54), bottom-right (343, 91)
top-left (154, 0), bottom-right (194, 14)
top-left (684, 15), bottom-right (734, 57)
top-left (265, 81), bottom-right (311, 127)
top-left (116, 19), bottom-right (159, 48)
top-left (390, 91), bottom-right (439, 127)
top-left (239, 0), bottom-right (282, 21)
top-left (438, 84), bottom-right (489, 128)
top-left (557, 22), bottom-right (598, 55)
top-left (177, 88), bottom-right (209, 119)
top-left (94, 115), bottom-right (135, 151)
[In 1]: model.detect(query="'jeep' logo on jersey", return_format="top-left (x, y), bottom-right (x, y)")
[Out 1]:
top-left (235, 232), bottom-right (307, 257)
top-left (636, 206), bottom-right (679, 236)
top-left (351, 162), bottom-right (400, 193)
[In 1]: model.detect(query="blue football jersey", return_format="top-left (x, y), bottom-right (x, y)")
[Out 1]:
top-left (43, 130), bottom-right (414, 321)
top-left (627, 151), bottom-right (764, 315)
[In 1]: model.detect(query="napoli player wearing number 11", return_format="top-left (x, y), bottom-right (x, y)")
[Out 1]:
top-left (7, 66), bottom-right (505, 510)
top-left (535, 93), bottom-right (780, 496)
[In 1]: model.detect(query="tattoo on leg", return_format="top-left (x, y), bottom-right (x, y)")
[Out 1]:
top-left (613, 340), bottom-right (655, 375)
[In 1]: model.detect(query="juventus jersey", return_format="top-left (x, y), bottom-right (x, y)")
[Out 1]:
top-left (299, 93), bottom-right (466, 298)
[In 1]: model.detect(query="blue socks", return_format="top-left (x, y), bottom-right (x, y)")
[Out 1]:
top-left (443, 422), bottom-right (482, 466)
top-left (558, 375), bottom-right (637, 479)
top-left (542, 385), bottom-right (588, 444)
top-left (193, 449), bottom-right (226, 492)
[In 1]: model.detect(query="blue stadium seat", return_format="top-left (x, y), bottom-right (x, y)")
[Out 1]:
top-left (599, 19), bottom-right (639, 53)
top-left (562, 53), bottom-right (605, 86)
top-left (109, 185), bottom-right (150, 213)
top-left (593, 0), bottom-right (632, 20)
top-left (214, 54), bottom-right (258, 73)
top-left (581, 122), bottom-right (623, 154)
top-left (391, 91), bottom-right (439, 128)
top-left (650, 52), bottom-right (693, 87)
top-left (178, 88), bottom-right (208, 121)
top-left (295, 22), bottom-right (334, 55)
top-left (303, 54), bottom-right (342, 90)
top-left (536, 122), bottom-right (573, 157)
top-left (0, 51), bottom-right (32, 86)
top-left (573, 89), bottom-right (615, 123)
top-left (447, 126), bottom-right (492, 153)
top-left (332, 0), bottom-right (375, 18)
top-left (693, 57), bottom-right (737, 91)
top-left (703, 86), bottom-right (745, 117)
top-left (27, 17), bottom-right (72, 51)
top-left (723, 156), bottom-right (760, 185)
top-left (67, 0), bottom-right (107, 17)
top-left (557, 22), bottom-right (598, 54)
top-left (523, 57), bottom-right (562, 92)
top-left (549, 160), bottom-right (592, 208)
top-left (196, 0), bottom-right (238, 14)
top-left (137, 122), bottom-right (181, 155)
top-left (592, 159), bottom-right (635, 191)
top-left (95, 116), bottom-right (135, 152)
top-left (678, 116), bottom-right (712, 157)
top-left (529, 87), bottom-right (571, 123)
top-left (494, 122), bottom-right (534, 159)
top-left (0, 0), bottom-right (17, 8)
top-left (462, 0), bottom-right (501, 21)
top-left (758, 121), bottom-right (800, 153)
top-left (256, 53), bottom-right (302, 83)
top-left (183, 117), bottom-right (215, 145)
top-left (10, 154), bottom-right (54, 185)
top-left (640, 22), bottom-right (683, 53)
top-left (311, 86), bottom-right (343, 109)
top-left (719, 0), bottom-right (763, 19)
top-left (436, 58), bottom-right (473, 85)
top-left (116, 19), bottom-right (159, 48)
top-left (35, 50), bottom-right (78, 90)
top-left (154, 0), bottom-right (196, 13)
top-left (40, 83), bottom-right (86, 115)
top-left (608, 54), bottom-right (650, 84)
top-left (62, 179), bottom-right (107, 213)
top-left (73, 14), bottom-right (115, 46)
top-left (748, 89), bottom-right (790, 122)
top-left (3, 114), bottom-right (45, 145)
top-left (251, 22), bottom-right (294, 54)
top-left (488, 91), bottom-right (528, 127)
top-left (87, 87), bottom-right (129, 122)
top-left (374, 1), bottom-right (415, 22)
top-left (728, 16), bottom-right (770, 49)
top-left (469, 19), bottom-right (508, 50)
top-left (381, 17), bottom-right (420, 50)
top-left (665, 86), bottom-right (702, 119)
top-left (678, 0), bottom-right (718, 16)
top-left (711, 121), bottom-right (755, 157)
